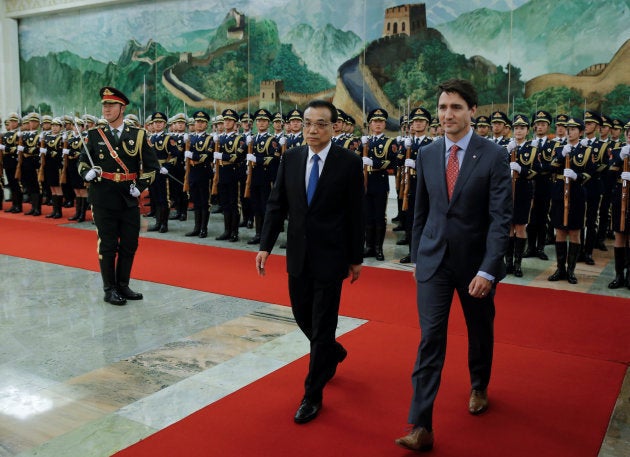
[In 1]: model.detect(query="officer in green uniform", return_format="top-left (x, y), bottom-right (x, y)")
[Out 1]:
top-left (78, 87), bottom-right (160, 305)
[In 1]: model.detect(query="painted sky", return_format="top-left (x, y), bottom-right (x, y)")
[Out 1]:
top-left (19, 0), bottom-right (528, 62)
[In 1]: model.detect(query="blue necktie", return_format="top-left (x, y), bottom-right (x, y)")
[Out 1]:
top-left (306, 154), bottom-right (320, 205)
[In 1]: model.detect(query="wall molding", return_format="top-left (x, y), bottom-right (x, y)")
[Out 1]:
top-left (5, 0), bottom-right (136, 19)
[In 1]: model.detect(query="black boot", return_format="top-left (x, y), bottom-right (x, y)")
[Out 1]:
top-left (158, 206), bottom-right (169, 233)
top-left (513, 237), bottom-right (526, 277)
top-left (148, 207), bottom-right (163, 232)
top-left (536, 226), bottom-right (549, 260)
top-left (248, 215), bottom-right (262, 245)
top-left (375, 226), bottom-right (386, 261)
top-left (100, 256), bottom-right (126, 305)
top-left (178, 195), bottom-right (188, 221)
top-left (46, 195), bottom-right (61, 218)
top-left (186, 209), bottom-right (201, 236)
top-left (505, 237), bottom-right (515, 274)
top-left (363, 225), bottom-right (376, 257)
top-left (68, 197), bottom-right (81, 221)
top-left (230, 211), bottom-right (240, 242)
top-left (216, 213), bottom-right (231, 240)
top-left (396, 230), bottom-right (410, 245)
top-left (583, 230), bottom-right (596, 265)
top-left (25, 193), bottom-right (41, 216)
top-left (76, 197), bottom-right (87, 222)
top-left (548, 241), bottom-right (568, 281)
top-left (116, 255), bottom-right (143, 300)
top-left (567, 242), bottom-right (580, 284)
top-left (608, 247), bottom-right (626, 289)
top-left (198, 208), bottom-right (209, 238)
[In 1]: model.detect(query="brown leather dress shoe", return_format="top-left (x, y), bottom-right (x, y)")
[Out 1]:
top-left (395, 427), bottom-right (434, 452)
top-left (469, 389), bottom-right (488, 415)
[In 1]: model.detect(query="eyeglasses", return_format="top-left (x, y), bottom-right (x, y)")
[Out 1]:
top-left (303, 121), bottom-right (332, 130)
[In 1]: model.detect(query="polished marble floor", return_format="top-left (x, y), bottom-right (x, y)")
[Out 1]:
top-left (0, 193), bottom-right (628, 457)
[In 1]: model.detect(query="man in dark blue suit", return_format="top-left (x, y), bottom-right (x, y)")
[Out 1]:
top-left (256, 100), bottom-right (364, 424)
top-left (396, 79), bottom-right (512, 452)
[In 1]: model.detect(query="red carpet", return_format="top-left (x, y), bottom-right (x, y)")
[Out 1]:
top-left (0, 213), bottom-right (628, 456)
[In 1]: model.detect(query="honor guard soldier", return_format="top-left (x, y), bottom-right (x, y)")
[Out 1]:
top-left (392, 114), bottom-right (410, 228)
top-left (399, 107), bottom-right (433, 263)
top-left (64, 117), bottom-right (89, 222)
top-left (490, 111), bottom-right (510, 147)
top-left (553, 114), bottom-right (569, 143)
top-left (40, 117), bottom-right (65, 218)
top-left (547, 117), bottom-right (595, 285)
top-left (344, 114), bottom-right (358, 139)
top-left (581, 110), bottom-right (610, 265)
top-left (147, 111), bottom-right (172, 233)
top-left (214, 108), bottom-right (246, 242)
top-left (474, 115), bottom-right (491, 139)
top-left (524, 110), bottom-right (556, 260)
top-left (167, 113), bottom-right (188, 221)
top-left (505, 115), bottom-right (538, 277)
top-left (333, 110), bottom-right (360, 152)
top-left (272, 111), bottom-right (285, 138)
top-left (285, 109), bottom-right (305, 149)
top-left (1, 113), bottom-right (23, 213)
top-left (19, 113), bottom-right (42, 216)
top-left (184, 110), bottom-right (214, 238)
top-left (607, 125), bottom-right (630, 289)
top-left (245, 108), bottom-right (280, 245)
top-left (599, 118), bottom-right (626, 247)
top-left (361, 108), bottom-right (398, 261)
top-left (78, 86), bottom-right (160, 305)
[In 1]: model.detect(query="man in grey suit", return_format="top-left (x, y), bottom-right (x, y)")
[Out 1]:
top-left (396, 79), bottom-right (512, 452)
top-left (256, 99), bottom-right (364, 424)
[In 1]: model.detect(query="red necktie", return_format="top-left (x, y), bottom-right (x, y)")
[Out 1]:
top-left (446, 144), bottom-right (460, 200)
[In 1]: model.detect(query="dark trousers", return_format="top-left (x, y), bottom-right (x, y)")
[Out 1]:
top-left (92, 204), bottom-right (140, 260)
top-left (408, 255), bottom-right (495, 430)
top-left (288, 269), bottom-right (343, 402)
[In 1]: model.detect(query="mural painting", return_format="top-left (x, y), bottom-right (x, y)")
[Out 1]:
top-left (17, 0), bottom-right (630, 132)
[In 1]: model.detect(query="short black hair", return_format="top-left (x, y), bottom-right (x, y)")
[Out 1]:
top-left (437, 79), bottom-right (478, 110)
top-left (305, 99), bottom-right (338, 123)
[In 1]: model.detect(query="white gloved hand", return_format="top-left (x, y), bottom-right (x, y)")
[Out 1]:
top-left (184, 150), bottom-right (193, 159)
top-left (362, 156), bottom-right (373, 167)
top-left (620, 145), bottom-right (630, 159)
top-left (396, 135), bottom-right (402, 143)
top-left (404, 158), bottom-right (416, 168)
top-left (62, 148), bottom-right (70, 155)
top-left (580, 138), bottom-right (589, 147)
top-left (510, 162), bottom-right (522, 173)
top-left (0, 144), bottom-right (5, 151)
top-left (246, 153), bottom-right (256, 163)
top-left (279, 136), bottom-right (286, 146)
top-left (39, 147), bottom-right (47, 154)
top-left (129, 186), bottom-right (141, 197)
top-left (621, 171), bottom-right (630, 181)
top-left (17, 145), bottom-right (24, 152)
top-left (361, 135), bottom-right (369, 145)
top-left (159, 166), bottom-right (168, 175)
top-left (213, 151), bottom-right (222, 160)
top-left (506, 139), bottom-right (517, 153)
top-left (404, 138), bottom-right (412, 148)
top-left (212, 133), bottom-right (219, 143)
top-left (183, 133), bottom-right (189, 143)
top-left (564, 168), bottom-right (578, 181)
top-left (561, 144), bottom-right (572, 157)
top-left (246, 135), bottom-right (253, 145)
top-left (85, 168), bottom-right (100, 182)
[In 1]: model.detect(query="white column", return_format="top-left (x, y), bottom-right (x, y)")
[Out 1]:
top-left (0, 15), bottom-right (21, 117)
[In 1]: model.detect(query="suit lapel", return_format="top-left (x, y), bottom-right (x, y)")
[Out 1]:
top-left (450, 134), bottom-right (483, 205)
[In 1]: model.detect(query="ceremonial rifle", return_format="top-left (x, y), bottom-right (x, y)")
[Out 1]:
top-left (60, 132), bottom-right (69, 184)
top-left (14, 129), bottom-right (23, 181)
top-left (401, 140), bottom-right (412, 211)
top-left (37, 131), bottom-right (46, 183)
top-left (244, 137), bottom-right (253, 198)
top-left (621, 155), bottom-right (629, 232)
top-left (183, 133), bottom-right (191, 192)
top-left (0, 134), bottom-right (4, 178)
top-left (510, 146), bottom-right (518, 203)
top-left (211, 135), bottom-right (221, 196)
top-left (563, 152), bottom-right (571, 227)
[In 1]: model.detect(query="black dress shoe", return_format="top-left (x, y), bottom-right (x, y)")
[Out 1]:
top-left (536, 249), bottom-right (549, 260)
top-left (294, 399), bottom-right (322, 424)
top-left (118, 286), bottom-right (143, 300)
top-left (584, 254), bottom-right (595, 265)
top-left (104, 289), bottom-right (127, 306)
top-left (399, 255), bottom-right (411, 264)
top-left (522, 248), bottom-right (535, 258)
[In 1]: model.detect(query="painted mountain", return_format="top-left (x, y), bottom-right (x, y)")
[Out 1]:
top-left (436, 0), bottom-right (630, 80)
